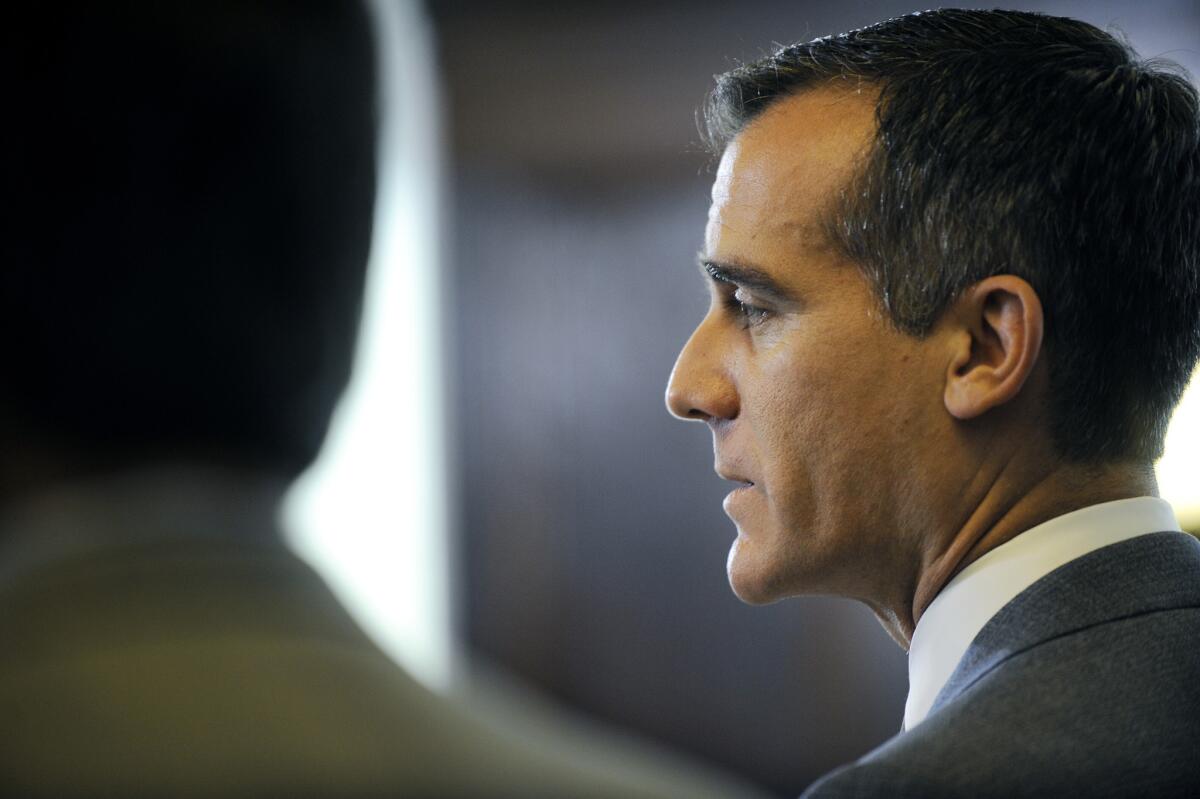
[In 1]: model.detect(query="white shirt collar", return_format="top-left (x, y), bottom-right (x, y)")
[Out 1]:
top-left (903, 496), bottom-right (1182, 731)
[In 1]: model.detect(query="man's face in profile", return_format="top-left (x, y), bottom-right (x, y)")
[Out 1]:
top-left (667, 88), bottom-right (951, 609)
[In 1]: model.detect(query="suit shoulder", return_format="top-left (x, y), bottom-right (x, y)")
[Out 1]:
top-left (801, 758), bottom-right (953, 799)
top-left (802, 609), bottom-right (1200, 799)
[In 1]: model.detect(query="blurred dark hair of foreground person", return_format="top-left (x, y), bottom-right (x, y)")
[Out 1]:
top-left (0, 3), bottom-right (767, 797)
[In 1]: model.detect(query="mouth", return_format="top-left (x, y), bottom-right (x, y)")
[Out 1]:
top-left (721, 478), bottom-right (757, 520)
top-left (716, 465), bottom-right (758, 518)
top-left (717, 471), bottom-right (755, 489)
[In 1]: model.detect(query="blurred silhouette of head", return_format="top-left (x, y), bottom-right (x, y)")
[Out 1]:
top-left (1, 1), bottom-right (377, 487)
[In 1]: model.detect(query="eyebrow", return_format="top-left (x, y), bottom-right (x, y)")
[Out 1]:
top-left (696, 255), bottom-right (799, 303)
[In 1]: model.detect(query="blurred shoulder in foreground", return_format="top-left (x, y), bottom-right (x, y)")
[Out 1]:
top-left (0, 2), bottom-right (765, 796)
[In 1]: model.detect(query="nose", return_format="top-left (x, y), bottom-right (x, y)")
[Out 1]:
top-left (665, 320), bottom-right (739, 423)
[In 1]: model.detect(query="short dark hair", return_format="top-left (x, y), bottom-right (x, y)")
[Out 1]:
top-left (1, 0), bottom-right (377, 476)
top-left (703, 9), bottom-right (1200, 462)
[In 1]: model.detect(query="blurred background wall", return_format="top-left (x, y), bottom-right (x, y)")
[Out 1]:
top-left (291, 1), bottom-right (1200, 796)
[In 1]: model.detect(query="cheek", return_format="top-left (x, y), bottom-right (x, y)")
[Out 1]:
top-left (748, 353), bottom-right (848, 494)
top-left (749, 333), bottom-right (906, 507)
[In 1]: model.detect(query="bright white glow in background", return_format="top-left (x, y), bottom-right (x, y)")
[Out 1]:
top-left (281, 0), bottom-right (452, 689)
top-left (1158, 368), bottom-right (1200, 530)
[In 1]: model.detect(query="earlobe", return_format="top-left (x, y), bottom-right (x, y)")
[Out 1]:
top-left (943, 276), bottom-right (1044, 421)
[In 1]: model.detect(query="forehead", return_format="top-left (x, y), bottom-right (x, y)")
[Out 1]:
top-left (708, 85), bottom-right (877, 252)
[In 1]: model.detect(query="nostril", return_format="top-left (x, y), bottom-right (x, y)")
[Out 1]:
top-left (665, 383), bottom-right (700, 421)
top-left (666, 363), bottom-right (737, 422)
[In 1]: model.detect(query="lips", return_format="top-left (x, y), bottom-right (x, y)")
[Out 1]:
top-left (716, 470), bottom-right (755, 488)
top-left (716, 463), bottom-right (758, 524)
top-left (721, 479), bottom-right (757, 521)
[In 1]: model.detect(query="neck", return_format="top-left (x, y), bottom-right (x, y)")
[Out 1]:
top-left (877, 455), bottom-right (1158, 649)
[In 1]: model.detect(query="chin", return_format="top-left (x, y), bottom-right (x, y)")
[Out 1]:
top-left (726, 537), bottom-right (789, 605)
top-left (728, 578), bottom-right (780, 605)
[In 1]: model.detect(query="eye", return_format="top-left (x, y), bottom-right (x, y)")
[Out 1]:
top-left (723, 287), bottom-right (772, 328)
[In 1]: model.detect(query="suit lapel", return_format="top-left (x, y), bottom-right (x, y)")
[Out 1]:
top-left (929, 531), bottom-right (1200, 717)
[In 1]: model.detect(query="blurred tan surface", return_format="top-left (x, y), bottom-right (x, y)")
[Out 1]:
top-left (0, 470), bottom-right (768, 798)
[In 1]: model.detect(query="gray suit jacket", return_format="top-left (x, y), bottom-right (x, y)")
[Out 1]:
top-left (0, 535), bottom-right (764, 798)
top-left (803, 531), bottom-right (1200, 798)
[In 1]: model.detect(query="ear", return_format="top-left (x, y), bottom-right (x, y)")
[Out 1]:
top-left (943, 275), bottom-right (1044, 421)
